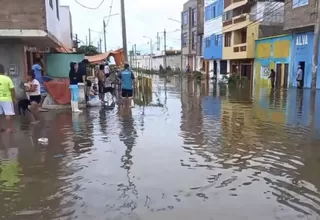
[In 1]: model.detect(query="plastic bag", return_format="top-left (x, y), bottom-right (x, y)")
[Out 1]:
top-left (87, 96), bottom-right (101, 107)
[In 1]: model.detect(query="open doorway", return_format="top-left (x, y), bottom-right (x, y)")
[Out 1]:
top-left (276, 63), bottom-right (282, 88)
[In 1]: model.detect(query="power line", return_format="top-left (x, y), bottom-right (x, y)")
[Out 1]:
top-left (74, 0), bottom-right (105, 9)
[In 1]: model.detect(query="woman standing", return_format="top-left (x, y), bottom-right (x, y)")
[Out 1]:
top-left (25, 70), bottom-right (41, 124)
top-left (69, 62), bottom-right (82, 113)
top-left (268, 69), bottom-right (276, 88)
top-left (97, 64), bottom-right (105, 102)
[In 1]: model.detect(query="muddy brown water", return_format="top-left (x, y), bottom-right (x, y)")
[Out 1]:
top-left (1, 76), bottom-right (320, 220)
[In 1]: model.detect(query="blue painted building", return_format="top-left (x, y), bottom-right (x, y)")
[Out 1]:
top-left (291, 32), bottom-right (320, 89)
top-left (203, 0), bottom-right (225, 78)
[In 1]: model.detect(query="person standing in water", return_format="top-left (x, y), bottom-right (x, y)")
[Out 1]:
top-left (25, 70), bottom-right (41, 124)
top-left (268, 69), bottom-right (276, 88)
top-left (32, 58), bottom-right (48, 112)
top-left (69, 62), bottom-right (82, 113)
top-left (118, 63), bottom-right (135, 107)
top-left (296, 65), bottom-right (303, 89)
top-left (0, 64), bottom-right (16, 133)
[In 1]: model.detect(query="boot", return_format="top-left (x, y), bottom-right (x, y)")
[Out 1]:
top-left (73, 101), bottom-right (82, 113)
top-left (71, 101), bottom-right (74, 112)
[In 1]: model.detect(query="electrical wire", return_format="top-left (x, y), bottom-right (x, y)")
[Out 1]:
top-left (74, 0), bottom-right (105, 10)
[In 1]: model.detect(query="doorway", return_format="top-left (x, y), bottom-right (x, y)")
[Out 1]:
top-left (276, 63), bottom-right (282, 88)
top-left (241, 64), bottom-right (252, 81)
top-left (283, 63), bottom-right (289, 88)
top-left (213, 61), bottom-right (217, 76)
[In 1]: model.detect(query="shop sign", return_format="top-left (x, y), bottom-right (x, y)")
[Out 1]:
top-left (296, 35), bottom-right (308, 46)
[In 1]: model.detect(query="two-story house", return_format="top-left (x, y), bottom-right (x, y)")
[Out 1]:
top-left (182, 0), bottom-right (197, 71)
top-left (0, 0), bottom-right (73, 97)
top-left (222, 0), bottom-right (284, 81)
top-left (283, 0), bottom-right (320, 89)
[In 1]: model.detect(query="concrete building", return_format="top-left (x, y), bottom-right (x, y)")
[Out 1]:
top-left (196, 0), bottom-right (204, 71)
top-left (283, 0), bottom-right (320, 89)
top-left (182, 0), bottom-right (197, 71)
top-left (0, 0), bottom-right (73, 98)
top-left (203, 0), bottom-right (226, 78)
top-left (222, 0), bottom-right (284, 81)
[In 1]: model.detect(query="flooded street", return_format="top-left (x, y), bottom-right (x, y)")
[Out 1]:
top-left (1, 76), bottom-right (320, 220)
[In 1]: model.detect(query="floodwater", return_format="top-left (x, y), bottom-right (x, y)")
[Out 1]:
top-left (1, 76), bottom-right (320, 220)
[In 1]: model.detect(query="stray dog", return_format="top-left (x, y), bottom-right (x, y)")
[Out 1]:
top-left (18, 99), bottom-right (31, 116)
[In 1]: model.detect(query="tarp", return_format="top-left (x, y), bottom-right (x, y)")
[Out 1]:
top-left (44, 79), bottom-right (71, 105)
top-left (85, 48), bottom-right (124, 66)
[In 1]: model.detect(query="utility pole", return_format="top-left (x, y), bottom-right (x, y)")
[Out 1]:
top-left (180, 24), bottom-right (183, 76)
top-left (88, 28), bottom-right (91, 45)
top-left (150, 39), bottom-right (153, 70)
top-left (86, 36), bottom-right (88, 45)
top-left (157, 32), bottom-right (160, 51)
top-left (99, 38), bottom-right (102, 53)
top-left (75, 34), bottom-right (79, 49)
top-left (103, 20), bottom-right (107, 52)
top-left (311, 1), bottom-right (320, 93)
top-left (120, 0), bottom-right (128, 62)
top-left (134, 44), bottom-right (137, 69)
top-left (164, 29), bottom-right (167, 69)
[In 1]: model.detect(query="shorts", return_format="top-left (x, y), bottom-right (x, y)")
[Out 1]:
top-left (29, 95), bottom-right (41, 104)
top-left (104, 87), bottom-right (114, 94)
top-left (121, 89), bottom-right (133, 98)
top-left (0, 102), bottom-right (15, 116)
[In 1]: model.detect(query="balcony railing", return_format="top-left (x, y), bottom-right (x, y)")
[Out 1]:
top-left (233, 43), bottom-right (247, 53)
top-left (223, 13), bottom-right (249, 27)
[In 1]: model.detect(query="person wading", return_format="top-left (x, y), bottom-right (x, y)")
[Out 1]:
top-left (25, 70), bottom-right (41, 124)
top-left (296, 65), bottom-right (303, 89)
top-left (69, 62), bottom-right (82, 113)
top-left (32, 58), bottom-right (48, 112)
top-left (268, 69), bottom-right (276, 88)
top-left (97, 64), bottom-right (106, 102)
top-left (0, 64), bottom-right (16, 133)
top-left (119, 63), bottom-right (135, 107)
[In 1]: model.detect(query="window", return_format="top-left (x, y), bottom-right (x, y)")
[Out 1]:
top-left (205, 37), bottom-right (211, 48)
top-left (223, 11), bottom-right (233, 21)
top-left (49, 0), bottom-right (53, 9)
top-left (292, 0), bottom-right (308, 8)
top-left (192, 31), bottom-right (197, 49)
top-left (224, 32), bottom-right (231, 47)
top-left (241, 31), bottom-right (246, 43)
top-left (212, 6), bottom-right (216, 18)
top-left (182, 12), bottom-right (188, 25)
top-left (192, 8), bottom-right (197, 26)
top-left (215, 35), bottom-right (221, 45)
top-left (183, 33), bottom-right (188, 47)
top-left (56, 0), bottom-right (60, 20)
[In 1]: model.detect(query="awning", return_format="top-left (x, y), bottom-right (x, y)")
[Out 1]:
top-left (85, 48), bottom-right (124, 66)
top-left (224, 0), bottom-right (248, 12)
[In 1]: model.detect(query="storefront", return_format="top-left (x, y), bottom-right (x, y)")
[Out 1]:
top-left (254, 35), bottom-right (291, 89)
top-left (291, 32), bottom-right (320, 89)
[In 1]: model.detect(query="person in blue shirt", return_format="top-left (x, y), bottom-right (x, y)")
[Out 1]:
top-left (118, 63), bottom-right (135, 105)
top-left (32, 59), bottom-right (47, 112)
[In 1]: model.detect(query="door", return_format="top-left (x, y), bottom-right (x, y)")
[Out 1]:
top-left (276, 64), bottom-right (282, 88)
top-left (283, 63), bottom-right (289, 88)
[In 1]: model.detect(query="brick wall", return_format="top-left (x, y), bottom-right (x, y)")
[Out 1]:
top-left (283, 0), bottom-right (317, 30)
top-left (0, 0), bottom-right (46, 30)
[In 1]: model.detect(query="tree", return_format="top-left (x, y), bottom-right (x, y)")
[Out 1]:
top-left (77, 45), bottom-right (99, 56)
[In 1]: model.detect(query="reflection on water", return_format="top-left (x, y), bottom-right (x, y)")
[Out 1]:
top-left (1, 76), bottom-right (320, 219)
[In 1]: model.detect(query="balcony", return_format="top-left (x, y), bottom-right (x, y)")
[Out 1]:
top-left (223, 13), bottom-right (251, 32)
top-left (224, 0), bottom-right (248, 12)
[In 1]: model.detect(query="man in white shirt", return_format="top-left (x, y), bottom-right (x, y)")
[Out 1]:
top-left (104, 62), bottom-right (110, 75)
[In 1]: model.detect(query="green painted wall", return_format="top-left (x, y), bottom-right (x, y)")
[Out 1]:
top-left (45, 53), bottom-right (85, 78)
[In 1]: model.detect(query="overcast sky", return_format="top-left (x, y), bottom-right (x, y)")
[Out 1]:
top-left (60, 0), bottom-right (185, 54)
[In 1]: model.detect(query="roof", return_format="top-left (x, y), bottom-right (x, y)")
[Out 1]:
top-left (85, 48), bottom-right (124, 65)
top-left (56, 46), bottom-right (73, 53)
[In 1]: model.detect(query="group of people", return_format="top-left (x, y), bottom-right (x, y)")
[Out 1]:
top-left (0, 58), bottom-right (48, 133)
top-left (268, 65), bottom-right (303, 89)
top-left (69, 60), bottom-right (136, 112)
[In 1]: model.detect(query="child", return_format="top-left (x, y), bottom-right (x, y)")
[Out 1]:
top-left (86, 80), bottom-right (98, 101)
top-left (25, 70), bottom-right (41, 124)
